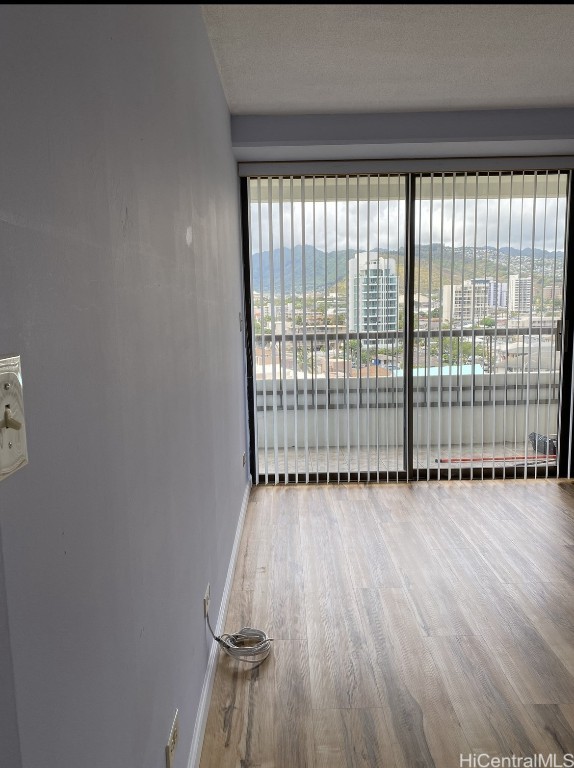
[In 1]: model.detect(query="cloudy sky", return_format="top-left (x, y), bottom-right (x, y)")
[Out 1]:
top-left (249, 196), bottom-right (567, 255)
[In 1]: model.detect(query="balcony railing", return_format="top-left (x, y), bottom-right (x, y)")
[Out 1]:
top-left (254, 325), bottom-right (560, 476)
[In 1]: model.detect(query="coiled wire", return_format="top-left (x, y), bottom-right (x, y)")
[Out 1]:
top-left (206, 605), bottom-right (272, 664)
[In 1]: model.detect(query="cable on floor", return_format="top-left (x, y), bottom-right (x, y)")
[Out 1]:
top-left (205, 605), bottom-right (273, 664)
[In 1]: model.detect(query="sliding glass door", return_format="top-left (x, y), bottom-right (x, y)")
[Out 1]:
top-left (412, 172), bottom-right (567, 479)
top-left (245, 170), bottom-right (569, 484)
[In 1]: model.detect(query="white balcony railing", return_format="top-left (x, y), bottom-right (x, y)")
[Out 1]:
top-left (253, 326), bottom-right (560, 475)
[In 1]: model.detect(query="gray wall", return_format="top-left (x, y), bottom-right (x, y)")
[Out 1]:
top-left (0, 6), bottom-right (247, 768)
top-left (231, 108), bottom-right (574, 162)
top-left (0, 525), bottom-right (21, 767)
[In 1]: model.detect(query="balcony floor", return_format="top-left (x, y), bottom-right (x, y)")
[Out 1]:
top-left (257, 442), bottom-right (557, 477)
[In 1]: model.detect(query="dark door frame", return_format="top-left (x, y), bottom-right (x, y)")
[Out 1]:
top-left (241, 171), bottom-right (569, 483)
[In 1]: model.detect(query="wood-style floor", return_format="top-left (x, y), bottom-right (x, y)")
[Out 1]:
top-left (200, 479), bottom-right (574, 767)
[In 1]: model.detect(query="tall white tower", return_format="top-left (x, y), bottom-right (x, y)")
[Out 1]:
top-left (509, 275), bottom-right (532, 313)
top-left (348, 253), bottom-right (398, 333)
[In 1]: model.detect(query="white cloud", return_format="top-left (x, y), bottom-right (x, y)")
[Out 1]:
top-left (250, 195), bottom-right (567, 254)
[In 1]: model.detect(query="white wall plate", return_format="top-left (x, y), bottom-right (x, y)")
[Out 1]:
top-left (0, 356), bottom-right (28, 482)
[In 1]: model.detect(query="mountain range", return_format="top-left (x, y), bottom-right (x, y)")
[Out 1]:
top-left (250, 245), bottom-right (564, 295)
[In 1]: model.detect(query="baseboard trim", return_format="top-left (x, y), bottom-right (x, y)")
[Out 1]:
top-left (187, 478), bottom-right (252, 768)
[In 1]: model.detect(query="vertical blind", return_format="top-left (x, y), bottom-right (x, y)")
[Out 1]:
top-left (247, 171), bottom-right (569, 484)
top-left (412, 172), bottom-right (568, 480)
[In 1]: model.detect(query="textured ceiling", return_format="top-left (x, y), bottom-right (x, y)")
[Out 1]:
top-left (201, 4), bottom-right (574, 115)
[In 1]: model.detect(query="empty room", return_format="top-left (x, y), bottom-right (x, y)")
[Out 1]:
top-left (2, 5), bottom-right (574, 768)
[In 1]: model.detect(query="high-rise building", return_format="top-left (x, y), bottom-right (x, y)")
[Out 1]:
top-left (348, 252), bottom-right (398, 333)
top-left (487, 280), bottom-right (508, 308)
top-left (509, 275), bottom-right (532, 312)
top-left (443, 278), bottom-right (509, 324)
top-left (442, 279), bottom-right (488, 324)
top-left (543, 283), bottom-right (562, 302)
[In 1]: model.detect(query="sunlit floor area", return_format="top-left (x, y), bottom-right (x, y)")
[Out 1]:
top-left (258, 443), bottom-right (558, 475)
top-left (200, 479), bottom-right (574, 767)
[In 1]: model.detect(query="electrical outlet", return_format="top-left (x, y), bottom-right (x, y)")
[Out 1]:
top-left (165, 709), bottom-right (179, 768)
top-left (203, 583), bottom-right (210, 618)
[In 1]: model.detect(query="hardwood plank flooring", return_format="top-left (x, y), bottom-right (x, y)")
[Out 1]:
top-left (200, 479), bottom-right (574, 767)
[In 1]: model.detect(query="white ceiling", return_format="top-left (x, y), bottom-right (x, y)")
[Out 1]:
top-left (201, 4), bottom-right (574, 115)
